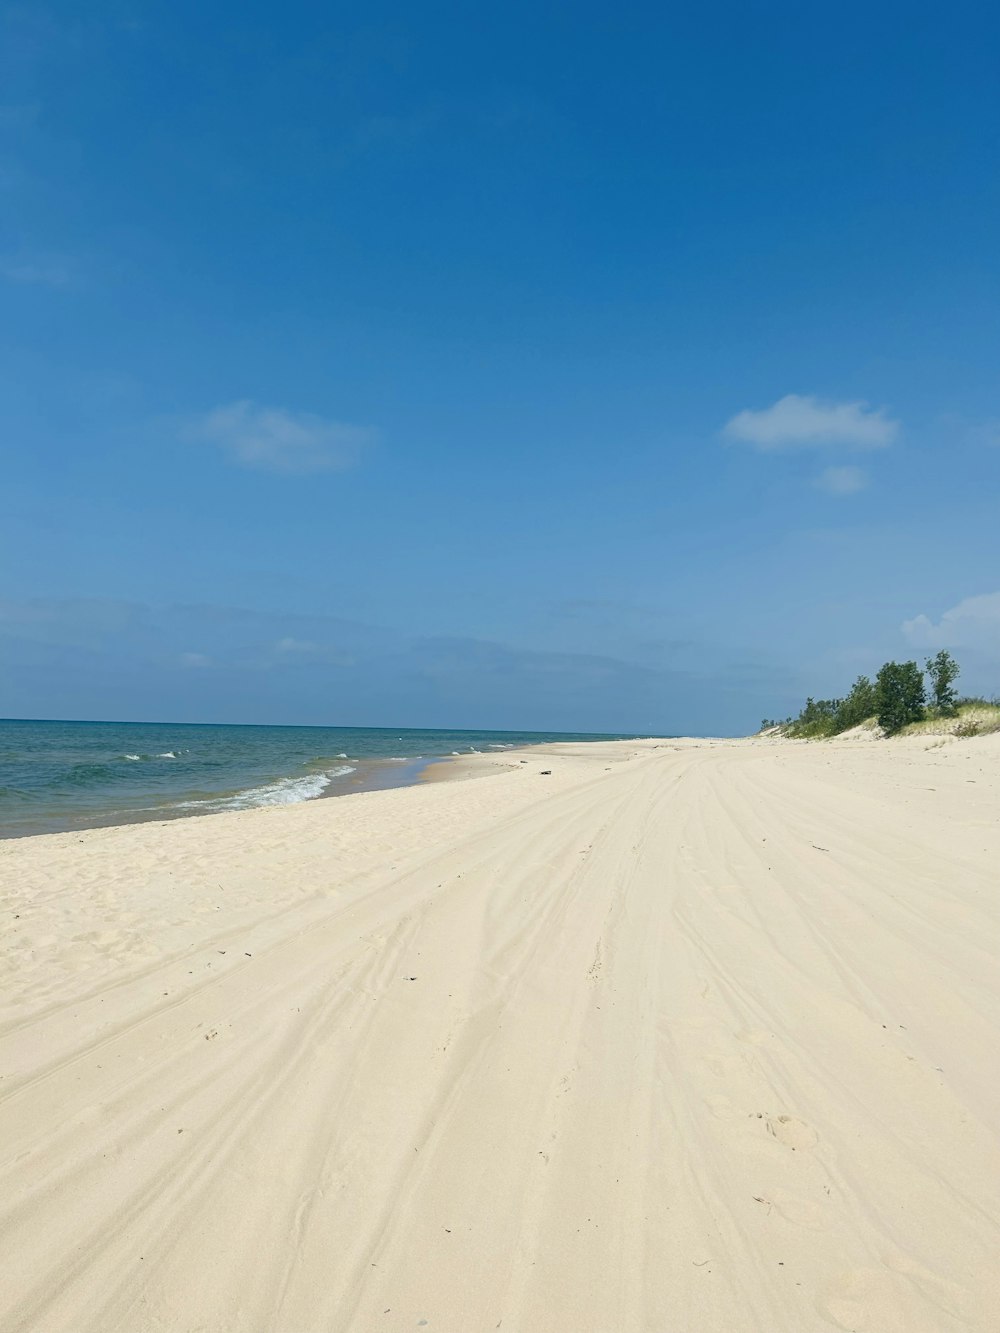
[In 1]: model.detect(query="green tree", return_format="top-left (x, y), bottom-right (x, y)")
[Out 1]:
top-left (833, 675), bottom-right (876, 732)
top-left (786, 696), bottom-right (840, 738)
top-left (875, 661), bottom-right (926, 735)
top-left (925, 650), bottom-right (960, 716)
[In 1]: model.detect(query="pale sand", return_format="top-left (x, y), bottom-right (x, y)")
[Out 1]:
top-left (2, 735), bottom-right (999, 1332)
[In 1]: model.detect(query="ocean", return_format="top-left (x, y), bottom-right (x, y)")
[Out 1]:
top-left (0, 718), bottom-right (632, 839)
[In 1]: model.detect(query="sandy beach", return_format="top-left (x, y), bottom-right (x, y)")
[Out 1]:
top-left (2, 734), bottom-right (998, 1332)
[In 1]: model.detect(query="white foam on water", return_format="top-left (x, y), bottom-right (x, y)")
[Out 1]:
top-left (122, 750), bottom-right (186, 760)
top-left (172, 764), bottom-right (355, 813)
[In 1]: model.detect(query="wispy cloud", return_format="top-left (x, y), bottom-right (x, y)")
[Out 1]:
top-left (275, 637), bottom-right (319, 655)
top-left (0, 102), bottom-right (41, 129)
top-left (903, 592), bottom-right (1000, 650)
top-left (930, 413), bottom-right (1000, 449)
top-left (0, 595), bottom-right (754, 733)
top-left (969, 419), bottom-right (1000, 448)
top-left (723, 394), bottom-right (898, 451)
top-left (191, 400), bottom-right (375, 474)
top-left (272, 637), bottom-right (355, 667)
top-left (0, 251), bottom-right (76, 288)
top-left (815, 464), bottom-right (868, 496)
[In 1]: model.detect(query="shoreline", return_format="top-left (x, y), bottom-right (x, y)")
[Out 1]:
top-left (0, 751), bottom-right (526, 841)
top-left (0, 726), bottom-right (634, 842)
top-left (0, 744), bottom-right (601, 841)
top-left (3, 733), bottom-right (998, 1330)
top-left (0, 755), bottom-right (429, 842)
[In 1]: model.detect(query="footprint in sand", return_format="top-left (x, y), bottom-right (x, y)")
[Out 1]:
top-left (766, 1114), bottom-right (818, 1150)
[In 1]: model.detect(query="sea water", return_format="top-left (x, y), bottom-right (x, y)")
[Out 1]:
top-left (0, 718), bottom-right (631, 838)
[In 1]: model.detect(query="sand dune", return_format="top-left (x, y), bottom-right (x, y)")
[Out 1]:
top-left (2, 735), bottom-right (999, 1331)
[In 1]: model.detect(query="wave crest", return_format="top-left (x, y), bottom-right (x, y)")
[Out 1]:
top-left (172, 764), bottom-right (355, 814)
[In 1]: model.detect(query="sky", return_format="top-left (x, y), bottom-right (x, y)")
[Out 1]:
top-left (2, 1), bottom-right (999, 735)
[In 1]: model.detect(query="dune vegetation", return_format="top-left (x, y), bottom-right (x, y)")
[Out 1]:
top-left (761, 651), bottom-right (1000, 739)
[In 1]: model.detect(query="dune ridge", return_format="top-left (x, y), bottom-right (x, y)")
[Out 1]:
top-left (2, 735), bottom-right (999, 1331)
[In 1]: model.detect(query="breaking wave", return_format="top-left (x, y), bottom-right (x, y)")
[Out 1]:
top-left (121, 750), bottom-right (187, 761)
top-left (171, 765), bottom-right (355, 813)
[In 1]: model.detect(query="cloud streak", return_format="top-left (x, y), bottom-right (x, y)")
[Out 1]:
top-left (0, 595), bottom-right (758, 733)
top-left (723, 394), bottom-right (898, 451)
top-left (0, 252), bottom-right (77, 288)
top-left (192, 400), bottom-right (375, 474)
top-left (815, 464), bottom-right (868, 496)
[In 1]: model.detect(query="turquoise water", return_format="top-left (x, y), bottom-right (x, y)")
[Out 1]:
top-left (0, 719), bottom-right (632, 838)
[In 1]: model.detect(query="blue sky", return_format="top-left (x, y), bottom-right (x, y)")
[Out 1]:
top-left (2, 1), bottom-right (999, 734)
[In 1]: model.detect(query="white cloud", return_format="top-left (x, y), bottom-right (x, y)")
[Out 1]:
top-left (179, 651), bottom-right (213, 667)
top-left (903, 592), bottom-right (1000, 649)
top-left (815, 464), bottom-right (868, 496)
top-left (723, 394), bottom-right (898, 451)
top-left (192, 400), bottom-right (374, 474)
